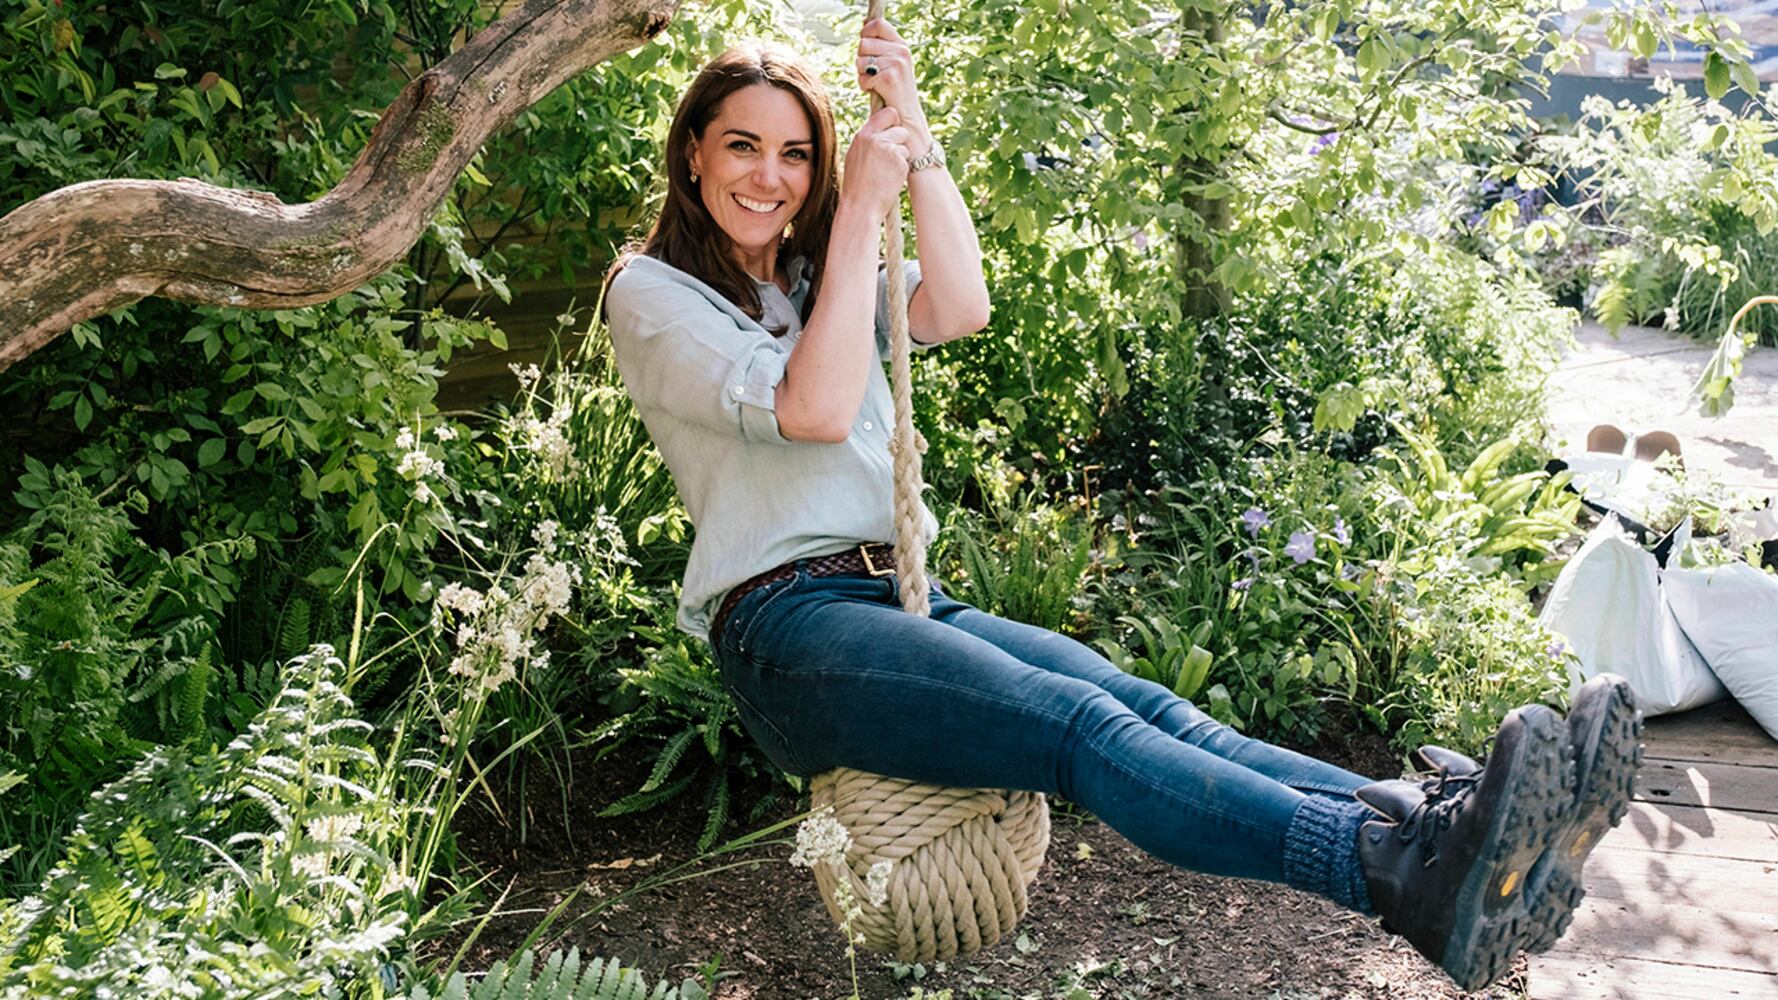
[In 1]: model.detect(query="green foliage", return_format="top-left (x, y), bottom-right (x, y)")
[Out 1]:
top-left (933, 469), bottom-right (1096, 634)
top-left (415, 948), bottom-right (707, 1000)
top-left (0, 646), bottom-right (413, 995)
top-left (595, 619), bottom-right (769, 853)
top-left (1536, 79), bottom-right (1778, 368)
top-left (0, 469), bottom-right (222, 890)
top-left (1094, 616), bottom-right (1215, 701)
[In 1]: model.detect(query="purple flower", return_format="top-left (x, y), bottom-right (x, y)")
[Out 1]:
top-left (1465, 211), bottom-right (1484, 228)
top-left (1133, 230), bottom-right (1149, 250)
top-left (1545, 639), bottom-right (1567, 660)
top-left (1341, 562), bottom-right (1364, 581)
top-left (1333, 516), bottom-right (1350, 546)
top-left (1309, 132), bottom-right (1339, 155)
top-left (1480, 178), bottom-right (1501, 195)
top-left (1285, 530), bottom-right (1317, 565)
top-left (1232, 577), bottom-right (1254, 592)
top-left (1241, 507), bottom-right (1271, 537)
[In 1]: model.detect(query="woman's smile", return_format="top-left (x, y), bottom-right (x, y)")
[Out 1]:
top-left (734, 194), bottom-right (784, 215)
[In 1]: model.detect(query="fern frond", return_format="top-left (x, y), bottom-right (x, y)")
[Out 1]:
top-left (639, 729), bottom-right (694, 794)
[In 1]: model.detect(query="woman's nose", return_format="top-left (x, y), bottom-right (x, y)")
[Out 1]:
top-left (754, 157), bottom-right (780, 189)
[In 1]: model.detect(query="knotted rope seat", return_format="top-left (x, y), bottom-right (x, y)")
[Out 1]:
top-left (798, 0), bottom-right (1050, 961)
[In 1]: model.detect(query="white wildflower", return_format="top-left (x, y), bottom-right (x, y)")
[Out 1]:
top-left (292, 851), bottom-right (331, 878)
top-left (414, 480), bottom-right (435, 505)
top-left (396, 448), bottom-right (444, 480)
top-left (395, 427), bottom-right (415, 450)
top-left (790, 807), bottom-right (853, 869)
top-left (864, 859), bottom-right (892, 907)
top-left (305, 812), bottom-right (364, 844)
top-left (381, 873), bottom-right (418, 898)
top-left (509, 362), bottom-right (543, 391)
top-left (533, 519), bottom-right (560, 552)
top-left (522, 407), bottom-right (575, 476)
top-left (433, 424), bottom-right (457, 442)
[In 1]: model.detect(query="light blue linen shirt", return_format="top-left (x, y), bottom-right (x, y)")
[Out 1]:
top-left (604, 252), bottom-right (941, 641)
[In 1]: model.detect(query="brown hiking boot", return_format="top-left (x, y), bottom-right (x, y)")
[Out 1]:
top-left (1355, 704), bottom-right (1575, 991)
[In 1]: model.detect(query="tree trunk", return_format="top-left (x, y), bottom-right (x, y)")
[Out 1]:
top-left (0, 0), bottom-right (679, 373)
top-left (1175, 6), bottom-right (1230, 321)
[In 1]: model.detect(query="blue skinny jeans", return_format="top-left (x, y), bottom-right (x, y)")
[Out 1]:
top-left (710, 560), bottom-right (1377, 893)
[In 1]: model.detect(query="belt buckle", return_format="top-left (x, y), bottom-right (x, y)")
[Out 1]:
top-left (859, 543), bottom-right (895, 577)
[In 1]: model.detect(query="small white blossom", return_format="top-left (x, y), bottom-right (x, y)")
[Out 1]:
top-left (790, 807), bottom-right (853, 869)
top-left (433, 424), bottom-right (457, 441)
top-left (864, 858), bottom-right (892, 907)
top-left (396, 427), bottom-right (415, 450)
top-left (305, 812), bottom-right (364, 844)
top-left (292, 851), bottom-right (331, 878)
top-left (414, 480), bottom-right (436, 505)
top-left (533, 519), bottom-right (560, 552)
top-left (509, 362), bottom-right (543, 391)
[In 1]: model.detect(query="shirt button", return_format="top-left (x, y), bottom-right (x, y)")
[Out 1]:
top-left (863, 421), bottom-right (873, 431)
top-left (730, 385), bottom-right (745, 399)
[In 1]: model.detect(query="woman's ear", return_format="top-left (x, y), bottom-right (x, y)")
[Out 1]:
top-left (686, 137), bottom-right (702, 181)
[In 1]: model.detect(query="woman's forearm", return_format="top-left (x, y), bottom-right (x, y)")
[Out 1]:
top-left (903, 118), bottom-right (991, 343)
top-left (777, 202), bottom-right (882, 442)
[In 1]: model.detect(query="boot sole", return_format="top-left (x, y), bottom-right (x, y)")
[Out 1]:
top-left (1524, 675), bottom-right (1644, 953)
top-left (1438, 704), bottom-right (1576, 992)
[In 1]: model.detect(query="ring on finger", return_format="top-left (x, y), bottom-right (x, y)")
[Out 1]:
top-left (865, 55), bottom-right (879, 76)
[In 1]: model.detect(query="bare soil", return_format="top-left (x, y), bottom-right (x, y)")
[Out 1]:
top-left (438, 721), bottom-right (1529, 1000)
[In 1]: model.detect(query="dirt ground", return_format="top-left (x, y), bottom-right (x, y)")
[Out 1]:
top-left (437, 721), bottom-right (1530, 1000)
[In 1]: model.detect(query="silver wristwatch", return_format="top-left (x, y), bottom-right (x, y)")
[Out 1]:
top-left (909, 139), bottom-right (947, 173)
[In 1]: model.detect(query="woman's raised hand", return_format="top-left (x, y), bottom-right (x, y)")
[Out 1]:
top-left (855, 18), bottom-right (926, 132)
top-left (842, 104), bottom-right (912, 220)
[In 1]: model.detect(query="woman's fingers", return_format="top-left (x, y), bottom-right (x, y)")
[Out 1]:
top-left (861, 16), bottom-right (906, 43)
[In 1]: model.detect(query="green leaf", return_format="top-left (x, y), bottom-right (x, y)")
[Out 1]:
top-left (197, 438), bottom-right (227, 467)
top-left (1704, 53), bottom-right (1730, 100)
top-left (74, 394), bottom-right (93, 430)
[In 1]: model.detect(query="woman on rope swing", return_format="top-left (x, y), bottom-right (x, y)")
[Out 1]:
top-left (598, 18), bottom-right (1641, 991)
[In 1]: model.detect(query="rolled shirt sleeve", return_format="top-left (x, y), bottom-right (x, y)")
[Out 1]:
top-left (875, 258), bottom-right (940, 363)
top-left (605, 267), bottom-right (792, 445)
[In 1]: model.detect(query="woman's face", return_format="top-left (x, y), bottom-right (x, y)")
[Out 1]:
top-left (687, 84), bottom-right (815, 267)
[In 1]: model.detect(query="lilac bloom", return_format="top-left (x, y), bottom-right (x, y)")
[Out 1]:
top-left (1241, 507), bottom-right (1271, 537)
top-left (1285, 530), bottom-right (1317, 565)
top-left (1333, 516), bottom-right (1351, 546)
top-left (1309, 132), bottom-right (1339, 155)
top-left (1232, 577), bottom-right (1254, 592)
top-left (1546, 639), bottom-right (1567, 660)
top-left (1132, 230), bottom-right (1149, 250)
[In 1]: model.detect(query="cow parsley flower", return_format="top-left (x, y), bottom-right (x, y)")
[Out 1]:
top-left (791, 807), bottom-right (853, 869)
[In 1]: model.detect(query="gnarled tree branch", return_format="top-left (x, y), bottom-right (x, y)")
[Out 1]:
top-left (0, 0), bottom-right (679, 373)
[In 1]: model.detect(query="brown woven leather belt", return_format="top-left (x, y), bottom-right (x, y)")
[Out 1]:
top-left (710, 542), bottom-right (897, 646)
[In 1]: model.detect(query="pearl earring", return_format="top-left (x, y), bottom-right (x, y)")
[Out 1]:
top-left (690, 168), bottom-right (700, 184)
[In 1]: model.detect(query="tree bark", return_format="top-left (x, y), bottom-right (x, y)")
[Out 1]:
top-left (1175, 6), bottom-right (1231, 321)
top-left (0, 0), bottom-right (679, 373)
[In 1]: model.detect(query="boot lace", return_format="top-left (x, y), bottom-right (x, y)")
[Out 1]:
top-left (1397, 751), bottom-right (1490, 867)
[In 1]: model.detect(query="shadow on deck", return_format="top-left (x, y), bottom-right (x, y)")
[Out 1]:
top-left (1527, 699), bottom-right (1778, 999)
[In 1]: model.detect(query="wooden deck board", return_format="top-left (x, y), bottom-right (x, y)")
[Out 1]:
top-left (1528, 700), bottom-right (1778, 1000)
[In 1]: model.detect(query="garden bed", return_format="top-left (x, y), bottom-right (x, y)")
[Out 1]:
top-left (439, 722), bottom-right (1526, 999)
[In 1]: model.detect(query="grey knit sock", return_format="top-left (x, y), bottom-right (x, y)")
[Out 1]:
top-left (1281, 793), bottom-right (1376, 915)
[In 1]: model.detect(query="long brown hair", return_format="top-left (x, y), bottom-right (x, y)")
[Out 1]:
top-left (601, 41), bottom-right (841, 335)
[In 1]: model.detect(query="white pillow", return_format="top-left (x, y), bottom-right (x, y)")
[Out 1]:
top-left (1661, 562), bottom-right (1778, 741)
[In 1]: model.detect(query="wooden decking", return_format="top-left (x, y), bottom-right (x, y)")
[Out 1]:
top-left (1527, 699), bottom-right (1778, 999)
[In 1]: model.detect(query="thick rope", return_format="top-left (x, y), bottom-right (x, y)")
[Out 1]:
top-left (867, 0), bottom-right (932, 617)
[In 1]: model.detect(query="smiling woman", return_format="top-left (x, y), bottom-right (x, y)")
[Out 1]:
top-left (592, 24), bottom-right (1633, 991)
